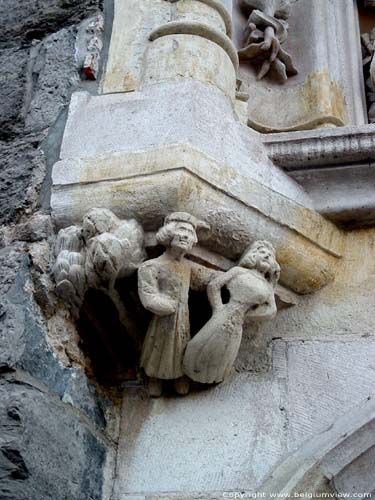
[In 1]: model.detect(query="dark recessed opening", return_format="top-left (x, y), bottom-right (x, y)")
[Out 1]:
top-left (76, 274), bottom-right (149, 385)
top-left (189, 289), bottom-right (212, 338)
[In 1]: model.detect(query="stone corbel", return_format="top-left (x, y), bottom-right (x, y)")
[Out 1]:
top-left (52, 209), bottom-right (287, 396)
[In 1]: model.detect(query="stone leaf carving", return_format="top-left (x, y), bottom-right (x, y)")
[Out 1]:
top-left (137, 212), bottom-right (211, 397)
top-left (361, 29), bottom-right (375, 123)
top-left (53, 208), bottom-right (146, 327)
top-left (183, 240), bottom-right (280, 384)
top-left (53, 226), bottom-right (87, 315)
top-left (238, 0), bottom-right (297, 81)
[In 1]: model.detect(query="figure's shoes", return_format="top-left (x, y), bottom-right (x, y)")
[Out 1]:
top-left (174, 377), bottom-right (190, 396)
top-left (148, 378), bottom-right (163, 398)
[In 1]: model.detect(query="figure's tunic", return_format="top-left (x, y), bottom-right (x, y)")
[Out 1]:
top-left (138, 255), bottom-right (192, 380)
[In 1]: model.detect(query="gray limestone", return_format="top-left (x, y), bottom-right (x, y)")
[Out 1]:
top-left (0, 1), bottom-right (109, 499)
top-left (0, 378), bottom-right (106, 500)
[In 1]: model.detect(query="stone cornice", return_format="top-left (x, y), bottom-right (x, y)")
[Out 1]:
top-left (52, 144), bottom-right (344, 295)
top-left (263, 125), bottom-right (375, 171)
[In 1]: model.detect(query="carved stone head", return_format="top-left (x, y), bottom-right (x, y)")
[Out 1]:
top-left (156, 212), bottom-right (200, 253)
top-left (238, 240), bottom-right (280, 284)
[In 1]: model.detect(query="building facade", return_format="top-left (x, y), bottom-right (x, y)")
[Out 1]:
top-left (1, 1), bottom-right (375, 499)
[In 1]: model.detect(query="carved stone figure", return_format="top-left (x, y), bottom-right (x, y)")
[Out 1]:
top-left (361, 29), bottom-right (375, 123)
top-left (183, 241), bottom-right (280, 384)
top-left (138, 212), bottom-right (210, 397)
top-left (53, 208), bottom-right (146, 339)
top-left (238, 0), bottom-right (297, 81)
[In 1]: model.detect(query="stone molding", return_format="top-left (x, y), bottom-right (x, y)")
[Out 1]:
top-left (52, 143), bottom-right (344, 295)
top-left (263, 125), bottom-right (375, 224)
top-left (263, 124), bottom-right (375, 170)
top-left (260, 398), bottom-right (375, 498)
top-left (191, 0), bottom-right (234, 37)
top-left (149, 21), bottom-right (239, 70)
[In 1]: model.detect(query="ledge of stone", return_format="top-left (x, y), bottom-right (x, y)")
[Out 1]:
top-left (263, 125), bottom-right (375, 226)
top-left (263, 125), bottom-right (375, 171)
top-left (52, 144), bottom-right (343, 295)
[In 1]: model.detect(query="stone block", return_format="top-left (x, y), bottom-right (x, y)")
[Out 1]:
top-left (0, 379), bottom-right (106, 500)
top-left (273, 338), bottom-right (375, 450)
top-left (113, 379), bottom-right (286, 497)
top-left (52, 140), bottom-right (342, 294)
top-left (24, 28), bottom-right (79, 134)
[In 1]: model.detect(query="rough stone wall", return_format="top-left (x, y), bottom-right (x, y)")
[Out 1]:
top-left (0, 2), bottom-right (116, 499)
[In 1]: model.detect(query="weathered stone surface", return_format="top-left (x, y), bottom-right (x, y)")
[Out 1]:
top-left (0, 244), bottom-right (111, 427)
top-left (0, 139), bottom-right (44, 226)
top-left (260, 398), bottom-right (375, 498)
top-left (14, 214), bottom-right (54, 243)
top-left (0, 48), bottom-right (29, 140)
top-left (24, 28), bottom-right (79, 134)
top-left (0, 10), bottom-right (99, 224)
top-left (0, 379), bottom-right (106, 500)
top-left (113, 379), bottom-right (286, 496)
top-left (0, 1), bottom-right (110, 499)
top-left (0, 0), bottom-right (103, 48)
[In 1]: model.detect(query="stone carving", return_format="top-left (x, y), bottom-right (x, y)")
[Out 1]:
top-left (83, 15), bottom-right (104, 80)
top-left (361, 29), bottom-right (375, 123)
top-left (183, 241), bottom-right (280, 384)
top-left (138, 212), bottom-right (210, 397)
top-left (238, 0), bottom-right (297, 81)
top-left (53, 208), bottom-right (146, 338)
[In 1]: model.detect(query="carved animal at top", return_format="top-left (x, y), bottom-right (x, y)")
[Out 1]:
top-left (238, 0), bottom-right (297, 82)
top-left (52, 208), bottom-right (146, 317)
top-left (82, 208), bottom-right (146, 289)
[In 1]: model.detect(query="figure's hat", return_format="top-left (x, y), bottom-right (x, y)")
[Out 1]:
top-left (164, 212), bottom-right (210, 231)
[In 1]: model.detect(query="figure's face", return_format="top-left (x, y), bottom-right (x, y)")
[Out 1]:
top-left (253, 246), bottom-right (276, 274)
top-left (170, 222), bottom-right (197, 252)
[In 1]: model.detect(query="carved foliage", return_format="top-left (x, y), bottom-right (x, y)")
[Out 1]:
top-left (238, 0), bottom-right (297, 81)
top-left (52, 208), bottom-right (146, 317)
